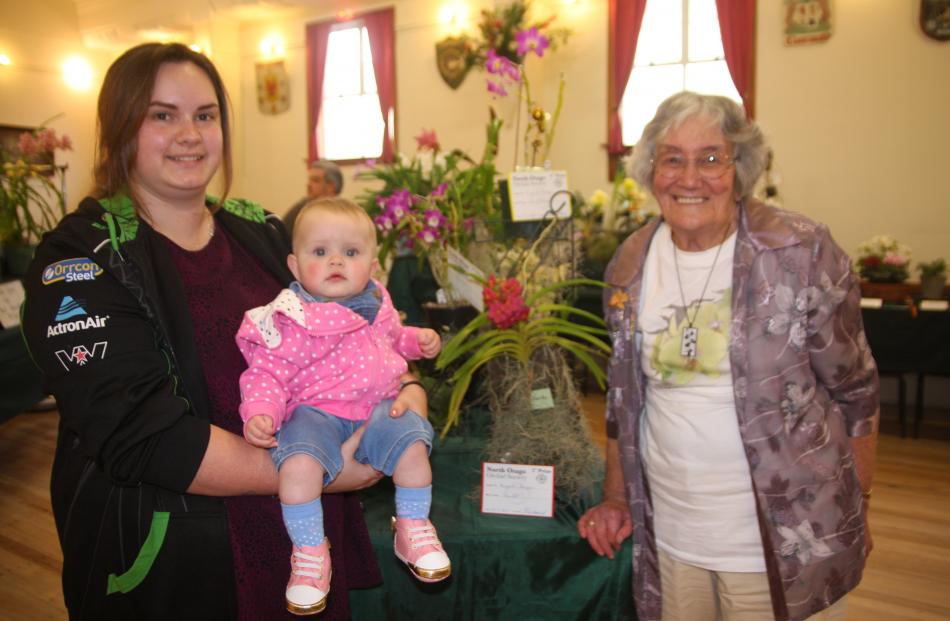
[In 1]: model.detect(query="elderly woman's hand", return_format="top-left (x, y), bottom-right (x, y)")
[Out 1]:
top-left (578, 498), bottom-right (633, 560)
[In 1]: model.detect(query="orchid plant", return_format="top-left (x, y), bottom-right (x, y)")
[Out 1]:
top-left (1, 124), bottom-right (72, 245)
top-left (575, 163), bottom-right (655, 274)
top-left (478, 5), bottom-right (567, 169)
top-left (464, 0), bottom-right (570, 72)
top-left (435, 273), bottom-right (608, 437)
top-left (357, 120), bottom-right (502, 272)
top-left (435, 217), bottom-right (608, 437)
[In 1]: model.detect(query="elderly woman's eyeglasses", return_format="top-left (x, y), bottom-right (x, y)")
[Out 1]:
top-left (652, 152), bottom-right (738, 180)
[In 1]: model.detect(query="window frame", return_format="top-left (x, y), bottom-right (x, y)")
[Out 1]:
top-left (305, 7), bottom-right (396, 165)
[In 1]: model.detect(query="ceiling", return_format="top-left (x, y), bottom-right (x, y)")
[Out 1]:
top-left (71, 0), bottom-right (318, 49)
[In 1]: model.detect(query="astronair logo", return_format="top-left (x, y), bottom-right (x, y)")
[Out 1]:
top-left (47, 296), bottom-right (109, 337)
top-left (42, 258), bottom-right (103, 285)
top-left (55, 342), bottom-right (108, 370)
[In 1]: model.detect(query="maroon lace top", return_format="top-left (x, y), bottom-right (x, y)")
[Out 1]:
top-left (161, 222), bottom-right (381, 620)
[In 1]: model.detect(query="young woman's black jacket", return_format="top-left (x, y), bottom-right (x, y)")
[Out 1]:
top-left (21, 195), bottom-right (292, 620)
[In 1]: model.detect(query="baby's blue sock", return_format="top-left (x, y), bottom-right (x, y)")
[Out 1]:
top-left (395, 484), bottom-right (432, 519)
top-left (281, 498), bottom-right (324, 547)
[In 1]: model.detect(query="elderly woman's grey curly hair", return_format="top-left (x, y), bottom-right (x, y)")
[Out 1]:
top-left (629, 91), bottom-right (768, 200)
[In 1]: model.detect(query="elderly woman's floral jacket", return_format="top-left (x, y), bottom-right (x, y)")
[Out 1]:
top-left (603, 198), bottom-right (879, 621)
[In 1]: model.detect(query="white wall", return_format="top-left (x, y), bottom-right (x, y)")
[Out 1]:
top-left (756, 0), bottom-right (950, 264)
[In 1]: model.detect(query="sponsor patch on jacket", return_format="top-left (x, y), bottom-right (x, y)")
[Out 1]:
top-left (55, 341), bottom-right (108, 370)
top-left (42, 258), bottom-right (103, 285)
top-left (47, 296), bottom-right (110, 337)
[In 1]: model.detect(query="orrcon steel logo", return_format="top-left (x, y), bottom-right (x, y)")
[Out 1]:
top-left (42, 257), bottom-right (103, 285)
top-left (47, 296), bottom-right (110, 338)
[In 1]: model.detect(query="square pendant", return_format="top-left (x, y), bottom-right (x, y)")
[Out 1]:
top-left (681, 327), bottom-right (698, 359)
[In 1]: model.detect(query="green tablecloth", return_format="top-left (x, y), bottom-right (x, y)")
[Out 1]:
top-left (350, 437), bottom-right (635, 620)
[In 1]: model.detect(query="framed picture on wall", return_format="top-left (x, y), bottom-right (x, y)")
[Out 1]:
top-left (920, 0), bottom-right (950, 41)
top-left (0, 124), bottom-right (54, 171)
top-left (784, 0), bottom-right (833, 46)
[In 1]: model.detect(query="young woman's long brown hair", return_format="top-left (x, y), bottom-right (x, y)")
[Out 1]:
top-left (93, 42), bottom-right (233, 211)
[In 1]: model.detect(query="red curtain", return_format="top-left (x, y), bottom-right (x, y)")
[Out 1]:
top-left (362, 7), bottom-right (396, 163)
top-left (715, 0), bottom-right (756, 118)
top-left (305, 19), bottom-right (332, 163)
top-left (607, 0), bottom-right (648, 155)
top-left (305, 7), bottom-right (395, 163)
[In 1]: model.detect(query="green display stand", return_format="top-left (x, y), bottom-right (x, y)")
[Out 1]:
top-left (350, 436), bottom-right (635, 621)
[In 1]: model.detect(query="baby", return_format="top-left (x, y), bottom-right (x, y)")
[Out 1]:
top-left (236, 198), bottom-right (450, 616)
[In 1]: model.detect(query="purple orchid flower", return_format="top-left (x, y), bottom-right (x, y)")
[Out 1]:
top-left (416, 227), bottom-right (442, 247)
top-left (429, 182), bottom-right (448, 198)
top-left (424, 209), bottom-right (447, 229)
top-left (487, 79), bottom-right (508, 97)
top-left (516, 27), bottom-right (550, 58)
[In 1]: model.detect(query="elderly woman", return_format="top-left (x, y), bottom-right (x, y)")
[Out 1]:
top-left (578, 91), bottom-right (879, 621)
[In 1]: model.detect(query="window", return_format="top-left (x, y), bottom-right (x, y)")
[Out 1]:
top-left (620, 0), bottom-right (741, 146)
top-left (318, 23), bottom-right (385, 160)
top-left (306, 7), bottom-right (395, 163)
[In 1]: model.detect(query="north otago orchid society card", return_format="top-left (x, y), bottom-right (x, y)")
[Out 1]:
top-left (481, 462), bottom-right (555, 518)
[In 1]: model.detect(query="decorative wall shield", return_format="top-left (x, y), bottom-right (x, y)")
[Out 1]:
top-left (920, 0), bottom-right (950, 41)
top-left (784, 0), bottom-right (832, 45)
top-left (436, 37), bottom-right (471, 89)
top-left (255, 61), bottom-right (290, 115)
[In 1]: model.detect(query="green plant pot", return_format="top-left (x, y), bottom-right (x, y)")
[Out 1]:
top-left (2, 243), bottom-right (36, 278)
top-left (920, 275), bottom-right (947, 300)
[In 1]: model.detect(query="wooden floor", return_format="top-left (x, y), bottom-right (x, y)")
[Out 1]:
top-left (1, 406), bottom-right (948, 620)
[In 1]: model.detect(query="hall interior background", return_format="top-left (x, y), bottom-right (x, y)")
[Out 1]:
top-left (6, 0), bottom-right (946, 424)
top-left (0, 0), bottom-right (948, 617)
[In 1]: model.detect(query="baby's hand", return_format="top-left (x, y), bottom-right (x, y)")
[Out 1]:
top-left (244, 415), bottom-right (278, 448)
top-left (417, 328), bottom-right (442, 358)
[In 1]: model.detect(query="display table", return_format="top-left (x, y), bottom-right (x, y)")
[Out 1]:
top-left (862, 306), bottom-right (950, 437)
top-left (351, 437), bottom-right (635, 620)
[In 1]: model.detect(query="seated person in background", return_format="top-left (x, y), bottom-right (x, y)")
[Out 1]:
top-left (237, 198), bottom-right (451, 616)
top-left (284, 159), bottom-right (343, 237)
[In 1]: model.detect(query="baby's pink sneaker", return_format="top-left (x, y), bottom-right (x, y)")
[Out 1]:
top-left (392, 517), bottom-right (451, 583)
top-left (285, 540), bottom-right (331, 615)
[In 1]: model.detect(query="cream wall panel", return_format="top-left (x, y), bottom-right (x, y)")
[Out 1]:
top-left (757, 0), bottom-right (950, 262)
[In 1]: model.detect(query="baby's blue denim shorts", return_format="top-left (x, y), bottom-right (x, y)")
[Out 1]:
top-left (270, 399), bottom-right (433, 485)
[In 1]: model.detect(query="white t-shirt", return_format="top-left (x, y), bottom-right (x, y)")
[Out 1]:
top-left (638, 223), bottom-right (765, 572)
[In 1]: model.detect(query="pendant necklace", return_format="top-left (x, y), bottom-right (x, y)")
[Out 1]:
top-left (672, 225), bottom-right (730, 360)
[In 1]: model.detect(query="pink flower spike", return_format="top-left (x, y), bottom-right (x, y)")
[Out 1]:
top-left (18, 132), bottom-right (39, 158)
top-left (485, 48), bottom-right (504, 75)
top-left (504, 62), bottom-right (521, 83)
top-left (487, 79), bottom-right (508, 98)
top-left (429, 182), bottom-right (448, 198)
top-left (414, 128), bottom-right (440, 152)
top-left (516, 27), bottom-right (550, 58)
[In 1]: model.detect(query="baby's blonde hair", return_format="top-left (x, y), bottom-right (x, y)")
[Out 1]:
top-left (292, 197), bottom-right (377, 252)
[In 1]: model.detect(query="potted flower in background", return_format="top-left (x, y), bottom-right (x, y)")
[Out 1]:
top-left (0, 124), bottom-right (71, 277)
top-left (917, 258), bottom-right (947, 300)
top-left (854, 235), bottom-right (913, 302)
top-left (357, 120), bottom-right (502, 326)
top-left (575, 162), bottom-right (654, 280)
top-left (435, 219), bottom-right (609, 502)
